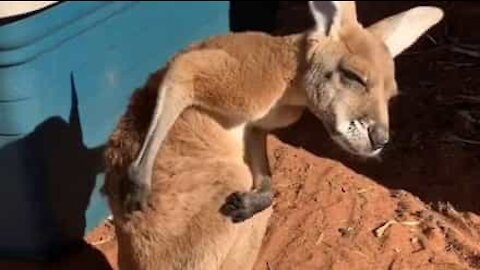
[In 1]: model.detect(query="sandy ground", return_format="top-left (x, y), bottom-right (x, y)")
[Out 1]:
top-left (2, 2), bottom-right (480, 270)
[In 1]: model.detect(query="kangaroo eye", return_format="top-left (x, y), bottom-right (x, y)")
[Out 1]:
top-left (339, 68), bottom-right (367, 89)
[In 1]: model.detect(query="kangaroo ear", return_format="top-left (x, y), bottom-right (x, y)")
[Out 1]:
top-left (368, 6), bottom-right (444, 58)
top-left (308, 1), bottom-right (358, 37)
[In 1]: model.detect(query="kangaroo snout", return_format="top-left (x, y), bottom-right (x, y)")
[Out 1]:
top-left (368, 124), bottom-right (389, 151)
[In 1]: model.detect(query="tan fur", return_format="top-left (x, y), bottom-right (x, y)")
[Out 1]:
top-left (104, 70), bottom-right (271, 270)
top-left (124, 2), bottom-right (444, 215)
top-left (103, 2), bottom-right (444, 268)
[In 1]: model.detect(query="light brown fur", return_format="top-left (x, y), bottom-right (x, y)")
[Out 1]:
top-left (104, 70), bottom-right (271, 270)
top-left (103, 2), bottom-right (444, 269)
top-left (122, 2), bottom-right (444, 218)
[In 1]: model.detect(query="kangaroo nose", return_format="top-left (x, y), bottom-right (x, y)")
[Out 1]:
top-left (368, 124), bottom-right (389, 150)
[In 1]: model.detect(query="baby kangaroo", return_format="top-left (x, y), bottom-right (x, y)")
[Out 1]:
top-left (124, 1), bottom-right (443, 222)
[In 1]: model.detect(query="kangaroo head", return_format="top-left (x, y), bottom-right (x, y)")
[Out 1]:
top-left (302, 1), bottom-right (443, 157)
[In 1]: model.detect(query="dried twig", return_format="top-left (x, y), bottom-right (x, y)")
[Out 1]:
top-left (436, 60), bottom-right (478, 68)
top-left (455, 95), bottom-right (480, 104)
top-left (458, 110), bottom-right (480, 124)
top-left (436, 95), bottom-right (480, 106)
top-left (357, 188), bottom-right (374, 194)
top-left (374, 220), bottom-right (422, 238)
top-left (401, 221), bottom-right (421, 227)
top-left (444, 135), bottom-right (480, 145)
top-left (447, 38), bottom-right (480, 50)
top-left (426, 34), bottom-right (438, 46)
top-left (450, 45), bottom-right (480, 58)
top-left (374, 220), bottom-right (397, 238)
top-left (315, 232), bottom-right (324, 246)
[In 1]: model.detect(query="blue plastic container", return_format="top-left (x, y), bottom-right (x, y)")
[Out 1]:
top-left (0, 1), bottom-right (229, 259)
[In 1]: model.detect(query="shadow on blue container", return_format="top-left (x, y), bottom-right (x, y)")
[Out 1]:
top-left (0, 74), bottom-right (104, 259)
top-left (0, 1), bottom-right (229, 259)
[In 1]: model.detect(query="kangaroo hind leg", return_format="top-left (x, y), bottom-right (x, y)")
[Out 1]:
top-left (123, 80), bottom-right (192, 212)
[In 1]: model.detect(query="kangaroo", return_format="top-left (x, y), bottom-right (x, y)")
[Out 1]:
top-left (103, 70), bottom-right (272, 270)
top-left (123, 1), bottom-right (444, 223)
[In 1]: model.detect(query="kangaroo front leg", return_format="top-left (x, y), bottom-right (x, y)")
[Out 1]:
top-left (246, 127), bottom-right (273, 193)
top-left (220, 127), bottom-right (273, 223)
